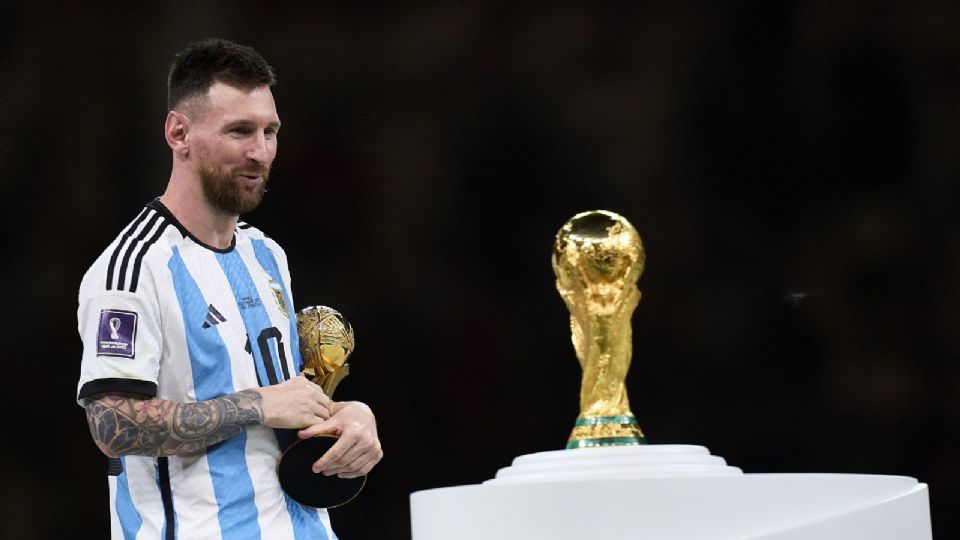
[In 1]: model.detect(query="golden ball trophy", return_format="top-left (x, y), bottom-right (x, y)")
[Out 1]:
top-left (278, 305), bottom-right (365, 508)
top-left (552, 210), bottom-right (647, 448)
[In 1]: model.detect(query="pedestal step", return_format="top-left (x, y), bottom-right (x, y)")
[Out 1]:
top-left (486, 444), bottom-right (742, 484)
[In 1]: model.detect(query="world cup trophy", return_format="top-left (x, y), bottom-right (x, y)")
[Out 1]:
top-left (278, 305), bottom-right (366, 508)
top-left (552, 210), bottom-right (647, 448)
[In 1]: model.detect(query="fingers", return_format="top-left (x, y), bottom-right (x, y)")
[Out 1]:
top-left (298, 417), bottom-right (338, 440)
top-left (298, 400), bottom-right (383, 477)
top-left (293, 375), bottom-right (332, 406)
top-left (255, 375), bottom-right (333, 429)
top-left (310, 400), bottom-right (331, 420)
top-left (312, 435), bottom-right (357, 473)
top-left (323, 448), bottom-right (381, 478)
top-left (309, 425), bottom-right (383, 476)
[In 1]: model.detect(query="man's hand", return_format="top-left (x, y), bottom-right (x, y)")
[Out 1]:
top-left (254, 375), bottom-right (332, 429)
top-left (298, 401), bottom-right (383, 479)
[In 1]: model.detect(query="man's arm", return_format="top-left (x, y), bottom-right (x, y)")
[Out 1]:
top-left (84, 390), bottom-right (264, 458)
top-left (84, 376), bottom-right (332, 458)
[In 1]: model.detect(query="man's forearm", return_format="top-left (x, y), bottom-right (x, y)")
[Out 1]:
top-left (84, 390), bottom-right (264, 458)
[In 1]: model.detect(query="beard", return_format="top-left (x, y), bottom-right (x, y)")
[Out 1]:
top-left (198, 153), bottom-right (271, 216)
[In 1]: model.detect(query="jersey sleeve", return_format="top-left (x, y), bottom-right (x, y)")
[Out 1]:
top-left (76, 263), bottom-right (162, 403)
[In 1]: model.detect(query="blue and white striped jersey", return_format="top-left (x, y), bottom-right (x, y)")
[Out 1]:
top-left (77, 199), bottom-right (336, 540)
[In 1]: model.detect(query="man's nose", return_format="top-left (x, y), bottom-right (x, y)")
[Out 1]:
top-left (246, 132), bottom-right (270, 163)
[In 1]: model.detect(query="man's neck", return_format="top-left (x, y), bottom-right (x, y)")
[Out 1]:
top-left (160, 175), bottom-right (237, 250)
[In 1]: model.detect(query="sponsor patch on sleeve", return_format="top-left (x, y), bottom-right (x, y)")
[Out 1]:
top-left (97, 309), bottom-right (138, 358)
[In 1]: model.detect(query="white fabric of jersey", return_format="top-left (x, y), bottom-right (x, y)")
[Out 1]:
top-left (77, 199), bottom-right (336, 540)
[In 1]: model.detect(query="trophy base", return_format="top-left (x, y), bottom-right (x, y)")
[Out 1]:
top-left (278, 435), bottom-right (367, 508)
top-left (566, 414), bottom-right (646, 449)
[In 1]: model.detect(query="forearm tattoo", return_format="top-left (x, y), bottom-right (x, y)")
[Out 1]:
top-left (84, 390), bottom-right (264, 457)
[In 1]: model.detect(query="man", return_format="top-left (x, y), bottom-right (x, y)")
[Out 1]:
top-left (76, 39), bottom-right (382, 539)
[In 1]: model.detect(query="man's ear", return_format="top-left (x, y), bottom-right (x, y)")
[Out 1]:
top-left (165, 110), bottom-right (191, 157)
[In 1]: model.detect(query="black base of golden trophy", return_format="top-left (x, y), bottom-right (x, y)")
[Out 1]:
top-left (279, 435), bottom-right (366, 508)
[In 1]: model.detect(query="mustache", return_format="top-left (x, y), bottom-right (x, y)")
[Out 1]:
top-left (234, 166), bottom-right (270, 178)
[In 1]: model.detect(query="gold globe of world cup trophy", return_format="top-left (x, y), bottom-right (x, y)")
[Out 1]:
top-left (277, 305), bottom-right (365, 508)
top-left (552, 210), bottom-right (647, 448)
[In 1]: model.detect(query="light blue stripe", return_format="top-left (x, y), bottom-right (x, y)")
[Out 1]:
top-left (284, 496), bottom-right (330, 540)
top-left (215, 250), bottom-right (282, 384)
top-left (251, 239), bottom-right (303, 373)
top-left (115, 458), bottom-right (142, 540)
top-left (168, 247), bottom-right (262, 540)
top-left (218, 247), bottom-right (326, 539)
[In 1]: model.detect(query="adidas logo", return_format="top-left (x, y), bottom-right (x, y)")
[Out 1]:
top-left (202, 304), bottom-right (227, 329)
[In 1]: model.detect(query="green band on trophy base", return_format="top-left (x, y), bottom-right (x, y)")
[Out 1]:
top-left (575, 415), bottom-right (638, 426)
top-left (566, 414), bottom-right (647, 448)
top-left (566, 436), bottom-right (648, 449)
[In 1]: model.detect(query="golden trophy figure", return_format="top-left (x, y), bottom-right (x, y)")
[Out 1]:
top-left (552, 210), bottom-right (647, 448)
top-left (409, 209), bottom-right (934, 540)
top-left (278, 305), bottom-right (366, 508)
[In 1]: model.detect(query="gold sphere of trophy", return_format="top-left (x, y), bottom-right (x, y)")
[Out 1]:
top-left (553, 210), bottom-right (647, 448)
top-left (298, 305), bottom-right (355, 396)
top-left (278, 305), bottom-right (365, 508)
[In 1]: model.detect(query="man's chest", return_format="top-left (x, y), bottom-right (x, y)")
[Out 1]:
top-left (156, 243), bottom-right (299, 398)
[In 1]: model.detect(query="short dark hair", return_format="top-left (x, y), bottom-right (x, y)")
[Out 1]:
top-left (167, 38), bottom-right (276, 110)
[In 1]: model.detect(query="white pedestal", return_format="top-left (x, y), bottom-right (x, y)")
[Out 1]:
top-left (410, 445), bottom-right (931, 540)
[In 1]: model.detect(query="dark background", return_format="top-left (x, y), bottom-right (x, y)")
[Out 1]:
top-left (2, 2), bottom-right (959, 538)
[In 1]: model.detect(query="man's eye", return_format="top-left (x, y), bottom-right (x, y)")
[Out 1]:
top-left (230, 126), bottom-right (252, 135)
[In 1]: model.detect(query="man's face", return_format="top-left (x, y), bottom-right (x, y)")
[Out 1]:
top-left (189, 81), bottom-right (281, 216)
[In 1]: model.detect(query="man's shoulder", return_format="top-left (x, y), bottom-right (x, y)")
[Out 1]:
top-left (237, 220), bottom-right (286, 250)
top-left (236, 221), bottom-right (293, 277)
top-left (236, 219), bottom-right (265, 238)
top-left (80, 201), bottom-right (180, 297)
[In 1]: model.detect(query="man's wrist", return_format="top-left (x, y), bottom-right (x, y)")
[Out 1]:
top-left (234, 389), bottom-right (266, 426)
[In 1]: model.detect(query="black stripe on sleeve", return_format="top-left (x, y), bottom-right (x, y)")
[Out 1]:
top-left (77, 378), bottom-right (158, 401)
top-left (107, 457), bottom-right (123, 477)
top-left (129, 219), bottom-right (169, 293)
top-left (106, 208), bottom-right (151, 291)
top-left (117, 212), bottom-right (162, 292)
top-left (158, 457), bottom-right (176, 540)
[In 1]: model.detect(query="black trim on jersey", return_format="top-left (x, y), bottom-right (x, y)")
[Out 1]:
top-left (77, 378), bottom-right (158, 400)
top-left (106, 208), bottom-right (151, 291)
top-left (158, 457), bottom-right (176, 540)
top-left (238, 222), bottom-right (253, 230)
top-left (148, 198), bottom-right (237, 253)
top-left (129, 216), bottom-right (170, 293)
top-left (107, 457), bottom-right (123, 477)
top-left (117, 211), bottom-right (162, 291)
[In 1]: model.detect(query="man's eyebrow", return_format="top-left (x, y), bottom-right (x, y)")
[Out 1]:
top-left (221, 119), bottom-right (281, 129)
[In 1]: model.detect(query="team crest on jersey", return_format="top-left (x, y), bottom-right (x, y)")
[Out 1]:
top-left (269, 279), bottom-right (290, 318)
top-left (97, 309), bottom-right (137, 358)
